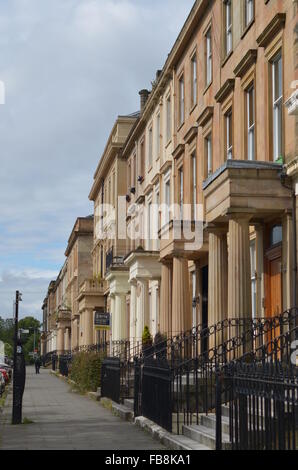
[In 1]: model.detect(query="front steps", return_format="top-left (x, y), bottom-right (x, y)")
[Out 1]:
top-left (182, 415), bottom-right (231, 450)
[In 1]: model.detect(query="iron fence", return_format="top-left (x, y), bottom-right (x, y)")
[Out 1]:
top-left (216, 361), bottom-right (298, 450)
top-left (132, 309), bottom-right (297, 436)
top-left (141, 357), bottom-right (172, 432)
top-left (101, 357), bottom-right (121, 403)
top-left (171, 309), bottom-right (297, 434)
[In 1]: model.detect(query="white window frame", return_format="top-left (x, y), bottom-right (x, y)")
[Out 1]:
top-left (226, 111), bottom-right (233, 160)
top-left (166, 95), bottom-right (172, 143)
top-left (245, 0), bottom-right (254, 28)
top-left (272, 53), bottom-right (283, 162)
top-left (247, 85), bottom-right (255, 161)
top-left (206, 134), bottom-right (212, 176)
top-left (148, 126), bottom-right (153, 168)
top-left (206, 28), bottom-right (212, 86)
top-left (179, 76), bottom-right (185, 125)
top-left (191, 53), bottom-right (197, 107)
top-left (156, 113), bottom-right (160, 159)
top-left (225, 0), bottom-right (232, 56)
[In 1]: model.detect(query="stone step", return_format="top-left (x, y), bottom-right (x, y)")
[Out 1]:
top-left (163, 434), bottom-right (210, 451)
top-left (199, 414), bottom-right (230, 435)
top-left (111, 402), bottom-right (134, 422)
top-left (123, 399), bottom-right (134, 412)
top-left (182, 424), bottom-right (231, 450)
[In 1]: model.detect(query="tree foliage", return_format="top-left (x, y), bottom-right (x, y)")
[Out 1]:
top-left (0, 316), bottom-right (41, 363)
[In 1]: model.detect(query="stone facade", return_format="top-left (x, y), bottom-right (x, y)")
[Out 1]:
top-left (41, 0), bottom-right (298, 354)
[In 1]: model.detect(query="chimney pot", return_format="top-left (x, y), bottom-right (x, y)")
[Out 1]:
top-left (139, 89), bottom-right (150, 112)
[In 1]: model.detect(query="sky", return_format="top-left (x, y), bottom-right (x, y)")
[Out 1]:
top-left (0, 0), bottom-right (194, 321)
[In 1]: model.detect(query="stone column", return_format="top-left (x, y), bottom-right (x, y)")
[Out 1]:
top-left (57, 326), bottom-right (65, 355)
top-left (228, 216), bottom-right (252, 358)
top-left (64, 328), bottom-right (70, 351)
top-left (172, 257), bottom-right (191, 336)
top-left (160, 261), bottom-right (172, 337)
top-left (84, 309), bottom-right (94, 346)
top-left (115, 293), bottom-right (128, 341)
top-left (110, 295), bottom-right (115, 342)
top-left (136, 279), bottom-right (149, 341)
top-left (255, 225), bottom-right (265, 318)
top-left (228, 216), bottom-right (252, 319)
top-left (129, 281), bottom-right (137, 347)
top-left (282, 213), bottom-right (293, 310)
top-left (207, 227), bottom-right (228, 327)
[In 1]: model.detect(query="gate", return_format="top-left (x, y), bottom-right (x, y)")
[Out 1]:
top-left (141, 357), bottom-right (172, 432)
top-left (101, 357), bottom-right (121, 403)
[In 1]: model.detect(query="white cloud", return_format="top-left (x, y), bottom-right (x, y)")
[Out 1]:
top-left (0, 0), bottom-right (194, 319)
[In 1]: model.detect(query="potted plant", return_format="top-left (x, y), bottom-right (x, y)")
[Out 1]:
top-left (142, 326), bottom-right (153, 357)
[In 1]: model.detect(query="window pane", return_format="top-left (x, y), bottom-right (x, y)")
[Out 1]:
top-left (272, 54), bottom-right (282, 161)
top-left (270, 225), bottom-right (282, 246)
top-left (167, 97), bottom-right (171, 142)
top-left (192, 55), bottom-right (197, 105)
top-left (206, 29), bottom-right (212, 84)
top-left (179, 77), bottom-right (184, 124)
top-left (148, 128), bottom-right (153, 166)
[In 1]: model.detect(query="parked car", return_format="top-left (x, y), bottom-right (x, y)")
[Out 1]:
top-left (0, 373), bottom-right (5, 397)
top-left (0, 369), bottom-right (9, 385)
top-left (0, 363), bottom-right (12, 379)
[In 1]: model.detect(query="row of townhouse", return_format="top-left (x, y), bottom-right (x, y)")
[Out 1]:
top-left (41, 0), bottom-right (298, 358)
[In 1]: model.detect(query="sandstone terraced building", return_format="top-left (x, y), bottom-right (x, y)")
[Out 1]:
top-left (41, 0), bottom-right (298, 357)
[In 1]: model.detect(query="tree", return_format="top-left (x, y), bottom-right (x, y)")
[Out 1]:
top-left (18, 317), bottom-right (41, 364)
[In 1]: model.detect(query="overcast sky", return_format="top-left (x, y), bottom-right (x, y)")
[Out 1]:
top-left (0, 0), bottom-right (194, 321)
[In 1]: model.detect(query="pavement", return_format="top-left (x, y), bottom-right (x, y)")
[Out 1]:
top-left (0, 366), bottom-right (165, 450)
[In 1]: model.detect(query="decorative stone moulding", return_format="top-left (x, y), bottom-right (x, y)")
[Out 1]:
top-left (256, 13), bottom-right (286, 48)
top-left (234, 49), bottom-right (258, 78)
top-left (214, 79), bottom-right (235, 104)
top-left (197, 106), bottom-right (214, 127)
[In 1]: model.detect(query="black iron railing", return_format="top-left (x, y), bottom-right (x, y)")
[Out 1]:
top-left (133, 309), bottom-right (297, 434)
top-left (216, 361), bottom-right (298, 450)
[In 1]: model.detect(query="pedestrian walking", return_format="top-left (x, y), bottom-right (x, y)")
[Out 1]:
top-left (35, 356), bottom-right (41, 374)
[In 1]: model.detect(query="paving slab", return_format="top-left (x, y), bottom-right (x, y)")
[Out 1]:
top-left (0, 366), bottom-right (165, 450)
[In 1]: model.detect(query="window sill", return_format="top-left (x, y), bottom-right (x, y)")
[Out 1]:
top-left (165, 139), bottom-right (172, 150)
top-left (221, 50), bottom-right (233, 68)
top-left (190, 102), bottom-right (197, 115)
top-left (177, 121), bottom-right (185, 132)
top-left (241, 19), bottom-right (255, 40)
top-left (204, 81), bottom-right (212, 95)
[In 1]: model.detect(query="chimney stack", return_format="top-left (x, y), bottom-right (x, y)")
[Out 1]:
top-left (139, 89), bottom-right (150, 113)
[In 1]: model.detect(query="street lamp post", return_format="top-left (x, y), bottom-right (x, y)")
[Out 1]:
top-left (12, 290), bottom-right (26, 425)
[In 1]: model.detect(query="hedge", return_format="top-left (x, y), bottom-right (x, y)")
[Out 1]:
top-left (70, 352), bottom-right (104, 392)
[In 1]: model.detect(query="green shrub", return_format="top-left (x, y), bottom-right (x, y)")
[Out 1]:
top-left (142, 326), bottom-right (152, 346)
top-left (70, 352), bottom-right (104, 392)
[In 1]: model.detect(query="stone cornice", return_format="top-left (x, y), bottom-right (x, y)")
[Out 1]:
top-left (173, 143), bottom-right (185, 160)
top-left (215, 79), bottom-right (235, 104)
top-left (197, 106), bottom-right (214, 127)
top-left (183, 125), bottom-right (198, 144)
top-left (234, 49), bottom-right (258, 78)
top-left (203, 160), bottom-right (283, 190)
top-left (256, 13), bottom-right (286, 48)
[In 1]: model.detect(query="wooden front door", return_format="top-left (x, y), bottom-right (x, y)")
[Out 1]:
top-left (265, 245), bottom-right (282, 319)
